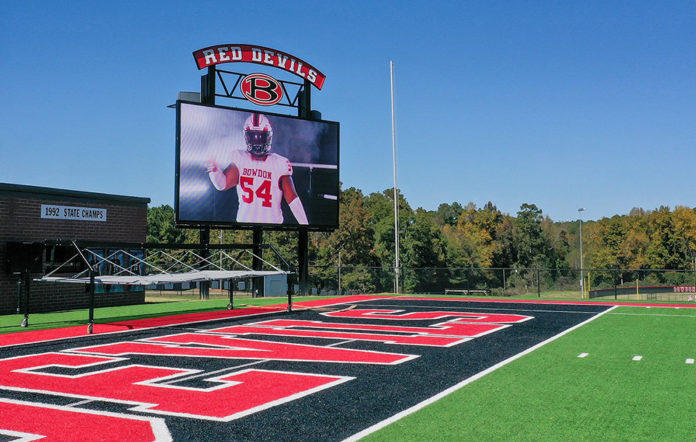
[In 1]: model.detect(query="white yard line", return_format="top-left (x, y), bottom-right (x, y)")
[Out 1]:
top-left (344, 305), bottom-right (618, 442)
top-left (607, 312), bottom-right (696, 318)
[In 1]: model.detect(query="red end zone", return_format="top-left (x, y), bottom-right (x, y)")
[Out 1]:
top-left (2, 295), bottom-right (694, 348)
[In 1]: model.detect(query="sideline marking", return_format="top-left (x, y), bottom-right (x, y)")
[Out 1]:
top-left (0, 308), bottom-right (283, 349)
top-left (394, 296), bottom-right (696, 309)
top-left (362, 303), bottom-right (607, 315)
top-left (6, 295), bottom-right (694, 349)
top-left (0, 296), bottom-right (380, 349)
top-left (344, 305), bottom-right (618, 441)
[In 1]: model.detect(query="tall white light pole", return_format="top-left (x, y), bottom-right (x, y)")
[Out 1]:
top-left (390, 61), bottom-right (400, 294)
top-left (578, 208), bottom-right (585, 298)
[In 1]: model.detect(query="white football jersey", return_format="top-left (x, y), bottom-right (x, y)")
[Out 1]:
top-left (230, 150), bottom-right (293, 224)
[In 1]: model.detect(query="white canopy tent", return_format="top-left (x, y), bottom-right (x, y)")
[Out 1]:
top-left (39, 270), bottom-right (287, 286)
top-left (28, 241), bottom-right (294, 333)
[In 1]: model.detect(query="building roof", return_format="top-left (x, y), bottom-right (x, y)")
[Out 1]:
top-left (0, 183), bottom-right (150, 205)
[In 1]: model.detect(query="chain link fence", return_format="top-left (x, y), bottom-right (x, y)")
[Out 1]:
top-left (306, 266), bottom-right (696, 302)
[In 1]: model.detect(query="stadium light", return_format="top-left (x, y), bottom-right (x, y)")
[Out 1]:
top-left (578, 208), bottom-right (585, 298)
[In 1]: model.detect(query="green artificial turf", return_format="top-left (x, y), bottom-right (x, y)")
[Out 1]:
top-left (3, 294), bottom-right (695, 439)
top-left (364, 306), bottom-right (696, 441)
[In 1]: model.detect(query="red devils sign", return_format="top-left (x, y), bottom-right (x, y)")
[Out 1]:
top-left (192, 44), bottom-right (326, 90)
top-left (241, 73), bottom-right (283, 106)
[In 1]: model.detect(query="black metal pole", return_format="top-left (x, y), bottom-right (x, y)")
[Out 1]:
top-left (198, 66), bottom-right (216, 301)
top-left (296, 79), bottom-right (312, 297)
top-left (466, 268), bottom-right (470, 294)
top-left (537, 268), bottom-right (541, 298)
top-left (298, 230), bottom-right (309, 296)
top-left (88, 269), bottom-right (95, 334)
top-left (201, 66), bottom-right (216, 104)
top-left (502, 269), bottom-right (506, 295)
top-left (16, 276), bottom-right (22, 314)
top-left (21, 271), bottom-right (29, 327)
top-left (298, 79), bottom-right (311, 119)
top-left (287, 273), bottom-right (293, 312)
top-left (252, 228), bottom-right (264, 298)
top-left (227, 280), bottom-right (234, 310)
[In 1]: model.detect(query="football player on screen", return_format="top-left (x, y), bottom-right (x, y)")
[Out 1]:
top-left (207, 113), bottom-right (309, 225)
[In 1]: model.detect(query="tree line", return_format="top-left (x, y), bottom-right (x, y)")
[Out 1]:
top-left (147, 188), bottom-right (696, 293)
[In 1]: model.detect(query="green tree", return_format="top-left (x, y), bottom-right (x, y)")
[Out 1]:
top-left (402, 208), bottom-right (448, 292)
top-left (311, 187), bottom-right (376, 293)
top-left (146, 205), bottom-right (187, 244)
top-left (514, 203), bottom-right (547, 268)
top-left (364, 188), bottom-right (416, 292)
top-left (434, 202), bottom-right (464, 227)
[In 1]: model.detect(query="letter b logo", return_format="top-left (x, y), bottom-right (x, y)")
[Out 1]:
top-left (241, 73), bottom-right (283, 106)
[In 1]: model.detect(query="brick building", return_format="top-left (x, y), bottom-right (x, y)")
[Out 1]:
top-left (0, 183), bottom-right (150, 314)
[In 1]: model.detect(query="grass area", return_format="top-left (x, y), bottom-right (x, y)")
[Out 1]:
top-left (0, 294), bottom-right (326, 335)
top-left (403, 291), bottom-right (696, 305)
top-left (365, 305), bottom-right (696, 441)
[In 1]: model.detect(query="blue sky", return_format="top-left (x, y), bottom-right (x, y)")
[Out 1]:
top-left (1, 1), bottom-right (694, 222)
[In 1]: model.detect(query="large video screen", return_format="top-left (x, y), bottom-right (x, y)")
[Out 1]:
top-left (176, 101), bottom-right (339, 230)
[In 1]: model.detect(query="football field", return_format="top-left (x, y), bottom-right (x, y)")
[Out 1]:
top-left (1, 296), bottom-right (694, 441)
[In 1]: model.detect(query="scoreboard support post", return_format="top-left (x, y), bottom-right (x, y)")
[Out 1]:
top-left (198, 66), bottom-right (216, 300)
top-left (297, 79), bottom-right (312, 296)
